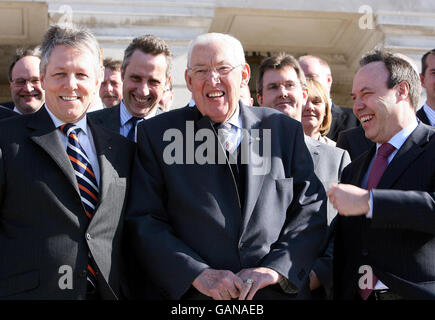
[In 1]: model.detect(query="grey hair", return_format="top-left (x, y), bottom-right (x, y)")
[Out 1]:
top-left (40, 24), bottom-right (102, 77)
top-left (187, 33), bottom-right (246, 68)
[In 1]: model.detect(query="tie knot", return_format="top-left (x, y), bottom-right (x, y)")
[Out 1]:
top-left (129, 117), bottom-right (142, 126)
top-left (60, 123), bottom-right (80, 136)
top-left (377, 143), bottom-right (395, 158)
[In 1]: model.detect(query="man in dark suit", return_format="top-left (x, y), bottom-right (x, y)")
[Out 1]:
top-left (125, 33), bottom-right (327, 300)
top-left (0, 24), bottom-right (135, 299)
top-left (299, 55), bottom-right (359, 141)
top-left (88, 35), bottom-right (170, 142)
top-left (418, 49), bottom-right (435, 126)
top-left (256, 52), bottom-right (350, 299)
top-left (328, 49), bottom-right (435, 300)
top-left (7, 47), bottom-right (45, 115)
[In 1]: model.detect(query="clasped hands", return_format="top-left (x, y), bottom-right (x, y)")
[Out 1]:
top-left (192, 267), bottom-right (281, 300)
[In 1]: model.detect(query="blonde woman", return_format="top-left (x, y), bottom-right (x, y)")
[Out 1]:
top-left (302, 79), bottom-right (336, 146)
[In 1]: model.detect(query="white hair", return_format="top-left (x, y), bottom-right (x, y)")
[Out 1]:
top-left (187, 33), bottom-right (246, 67)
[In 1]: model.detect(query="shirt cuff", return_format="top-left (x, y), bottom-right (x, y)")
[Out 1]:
top-left (365, 191), bottom-right (373, 219)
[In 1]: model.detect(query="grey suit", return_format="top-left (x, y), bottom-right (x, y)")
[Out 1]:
top-left (0, 106), bottom-right (135, 299)
top-left (125, 104), bottom-right (327, 300)
top-left (304, 136), bottom-right (350, 298)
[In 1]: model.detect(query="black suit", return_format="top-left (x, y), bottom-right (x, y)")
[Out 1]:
top-left (0, 101), bottom-right (14, 110)
top-left (336, 126), bottom-right (375, 161)
top-left (417, 107), bottom-right (431, 126)
top-left (333, 123), bottom-right (435, 299)
top-left (327, 102), bottom-right (359, 142)
top-left (0, 107), bottom-right (135, 299)
top-left (125, 104), bottom-right (327, 300)
top-left (0, 106), bottom-right (18, 120)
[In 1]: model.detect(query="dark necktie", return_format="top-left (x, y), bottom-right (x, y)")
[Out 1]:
top-left (60, 123), bottom-right (100, 290)
top-left (359, 142), bottom-right (396, 300)
top-left (127, 117), bottom-right (142, 142)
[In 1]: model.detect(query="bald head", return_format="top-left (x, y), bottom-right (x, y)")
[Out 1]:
top-left (298, 55), bottom-right (332, 93)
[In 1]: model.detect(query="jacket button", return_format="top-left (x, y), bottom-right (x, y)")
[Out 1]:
top-left (80, 270), bottom-right (87, 277)
top-left (362, 249), bottom-right (368, 256)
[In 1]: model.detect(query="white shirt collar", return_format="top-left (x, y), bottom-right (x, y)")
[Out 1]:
top-left (120, 100), bottom-right (157, 126)
top-left (423, 102), bottom-right (435, 126)
top-left (376, 118), bottom-right (418, 152)
top-left (13, 106), bottom-right (22, 115)
top-left (45, 104), bottom-right (89, 135)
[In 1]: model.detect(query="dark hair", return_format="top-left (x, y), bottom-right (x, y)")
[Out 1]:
top-left (360, 49), bottom-right (421, 110)
top-left (122, 34), bottom-right (172, 78)
top-left (256, 52), bottom-right (306, 96)
top-left (8, 46), bottom-right (41, 81)
top-left (421, 49), bottom-right (435, 76)
top-left (103, 58), bottom-right (122, 71)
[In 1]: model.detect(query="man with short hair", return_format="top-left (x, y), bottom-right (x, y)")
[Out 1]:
top-left (158, 81), bottom-right (173, 111)
top-left (0, 24), bottom-right (135, 299)
top-left (328, 49), bottom-right (435, 300)
top-left (257, 52), bottom-right (350, 299)
top-left (88, 35), bottom-right (170, 142)
top-left (8, 47), bottom-right (45, 114)
top-left (418, 49), bottom-right (435, 126)
top-left (100, 58), bottom-right (123, 108)
top-left (125, 33), bottom-right (327, 300)
top-left (299, 55), bottom-right (359, 141)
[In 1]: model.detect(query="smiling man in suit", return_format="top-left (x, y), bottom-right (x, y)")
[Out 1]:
top-left (88, 35), bottom-right (170, 142)
top-left (256, 52), bottom-right (350, 299)
top-left (125, 33), bottom-right (327, 300)
top-left (328, 49), bottom-right (435, 300)
top-left (418, 49), bottom-right (435, 126)
top-left (0, 24), bottom-right (135, 299)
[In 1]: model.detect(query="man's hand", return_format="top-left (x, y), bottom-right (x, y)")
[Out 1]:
top-left (192, 268), bottom-right (244, 300)
top-left (309, 270), bottom-right (321, 291)
top-left (236, 267), bottom-right (282, 300)
top-left (327, 183), bottom-right (370, 216)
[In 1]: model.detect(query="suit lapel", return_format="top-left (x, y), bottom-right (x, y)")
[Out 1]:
top-left (239, 105), bottom-right (267, 228)
top-left (88, 121), bottom-right (116, 213)
top-left (417, 108), bottom-right (430, 126)
top-left (378, 124), bottom-right (428, 189)
top-left (305, 136), bottom-right (320, 172)
top-left (28, 108), bottom-right (79, 194)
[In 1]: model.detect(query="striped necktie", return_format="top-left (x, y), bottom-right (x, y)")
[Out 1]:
top-left (60, 123), bottom-right (99, 289)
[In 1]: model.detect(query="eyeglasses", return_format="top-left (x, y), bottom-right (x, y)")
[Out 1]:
top-left (187, 64), bottom-right (243, 80)
top-left (11, 78), bottom-right (41, 87)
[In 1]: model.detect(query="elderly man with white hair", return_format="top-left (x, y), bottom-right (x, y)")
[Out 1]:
top-left (125, 32), bottom-right (327, 300)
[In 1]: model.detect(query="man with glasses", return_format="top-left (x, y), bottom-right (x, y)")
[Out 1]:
top-left (7, 47), bottom-right (45, 114)
top-left (88, 35), bottom-right (170, 142)
top-left (256, 53), bottom-right (350, 299)
top-left (126, 33), bottom-right (326, 300)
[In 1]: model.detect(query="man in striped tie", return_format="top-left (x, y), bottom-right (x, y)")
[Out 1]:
top-left (327, 49), bottom-right (435, 300)
top-left (0, 24), bottom-right (135, 299)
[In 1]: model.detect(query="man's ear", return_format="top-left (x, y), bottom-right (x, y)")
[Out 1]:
top-left (185, 69), bottom-right (193, 93)
top-left (257, 93), bottom-right (263, 105)
top-left (420, 73), bottom-right (426, 89)
top-left (241, 63), bottom-right (251, 87)
top-left (396, 80), bottom-right (410, 102)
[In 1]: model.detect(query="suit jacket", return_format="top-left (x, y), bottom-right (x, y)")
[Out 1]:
top-left (304, 136), bottom-right (350, 298)
top-left (336, 126), bottom-right (375, 161)
top-left (0, 106), bottom-right (18, 120)
top-left (0, 101), bottom-right (14, 110)
top-left (88, 104), bottom-right (164, 138)
top-left (417, 107), bottom-right (431, 126)
top-left (327, 102), bottom-right (359, 142)
top-left (0, 107), bottom-right (135, 299)
top-left (125, 103), bottom-right (327, 300)
top-left (333, 123), bottom-right (435, 299)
